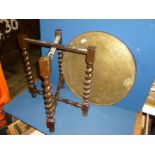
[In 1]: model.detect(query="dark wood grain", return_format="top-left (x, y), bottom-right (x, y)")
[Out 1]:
top-left (39, 57), bottom-right (55, 132)
top-left (82, 46), bottom-right (96, 116)
top-left (18, 34), bottom-right (37, 98)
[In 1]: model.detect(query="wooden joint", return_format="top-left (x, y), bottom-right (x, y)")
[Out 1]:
top-left (17, 34), bottom-right (29, 49)
top-left (39, 57), bottom-right (51, 78)
top-left (86, 46), bottom-right (96, 64)
top-left (82, 104), bottom-right (89, 116)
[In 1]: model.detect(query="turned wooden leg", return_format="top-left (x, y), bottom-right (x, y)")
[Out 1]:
top-left (55, 29), bottom-right (65, 88)
top-left (82, 46), bottom-right (96, 116)
top-left (39, 57), bottom-right (55, 132)
top-left (18, 34), bottom-right (37, 98)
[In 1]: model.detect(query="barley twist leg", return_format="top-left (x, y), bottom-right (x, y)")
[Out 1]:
top-left (39, 57), bottom-right (55, 132)
top-left (18, 34), bottom-right (36, 98)
top-left (82, 46), bottom-right (96, 116)
top-left (55, 29), bottom-right (65, 88)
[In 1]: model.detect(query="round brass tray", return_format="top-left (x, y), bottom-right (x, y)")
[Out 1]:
top-left (62, 31), bottom-right (136, 105)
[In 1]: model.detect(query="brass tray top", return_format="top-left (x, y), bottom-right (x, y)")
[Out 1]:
top-left (62, 31), bottom-right (136, 105)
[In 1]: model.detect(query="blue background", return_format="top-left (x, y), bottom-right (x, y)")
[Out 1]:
top-left (40, 19), bottom-right (155, 112)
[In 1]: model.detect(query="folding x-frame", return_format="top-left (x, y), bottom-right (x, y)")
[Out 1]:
top-left (18, 29), bottom-right (96, 132)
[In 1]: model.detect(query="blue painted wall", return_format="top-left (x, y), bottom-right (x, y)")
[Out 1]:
top-left (40, 19), bottom-right (155, 112)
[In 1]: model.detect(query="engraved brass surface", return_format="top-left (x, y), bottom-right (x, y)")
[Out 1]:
top-left (62, 32), bottom-right (136, 105)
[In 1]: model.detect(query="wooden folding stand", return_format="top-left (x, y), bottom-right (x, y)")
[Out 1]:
top-left (18, 29), bottom-right (96, 132)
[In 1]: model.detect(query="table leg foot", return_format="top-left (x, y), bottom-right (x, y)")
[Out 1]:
top-left (47, 121), bottom-right (55, 132)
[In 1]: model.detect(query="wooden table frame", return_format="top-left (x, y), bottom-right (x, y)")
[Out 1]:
top-left (17, 29), bottom-right (96, 132)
